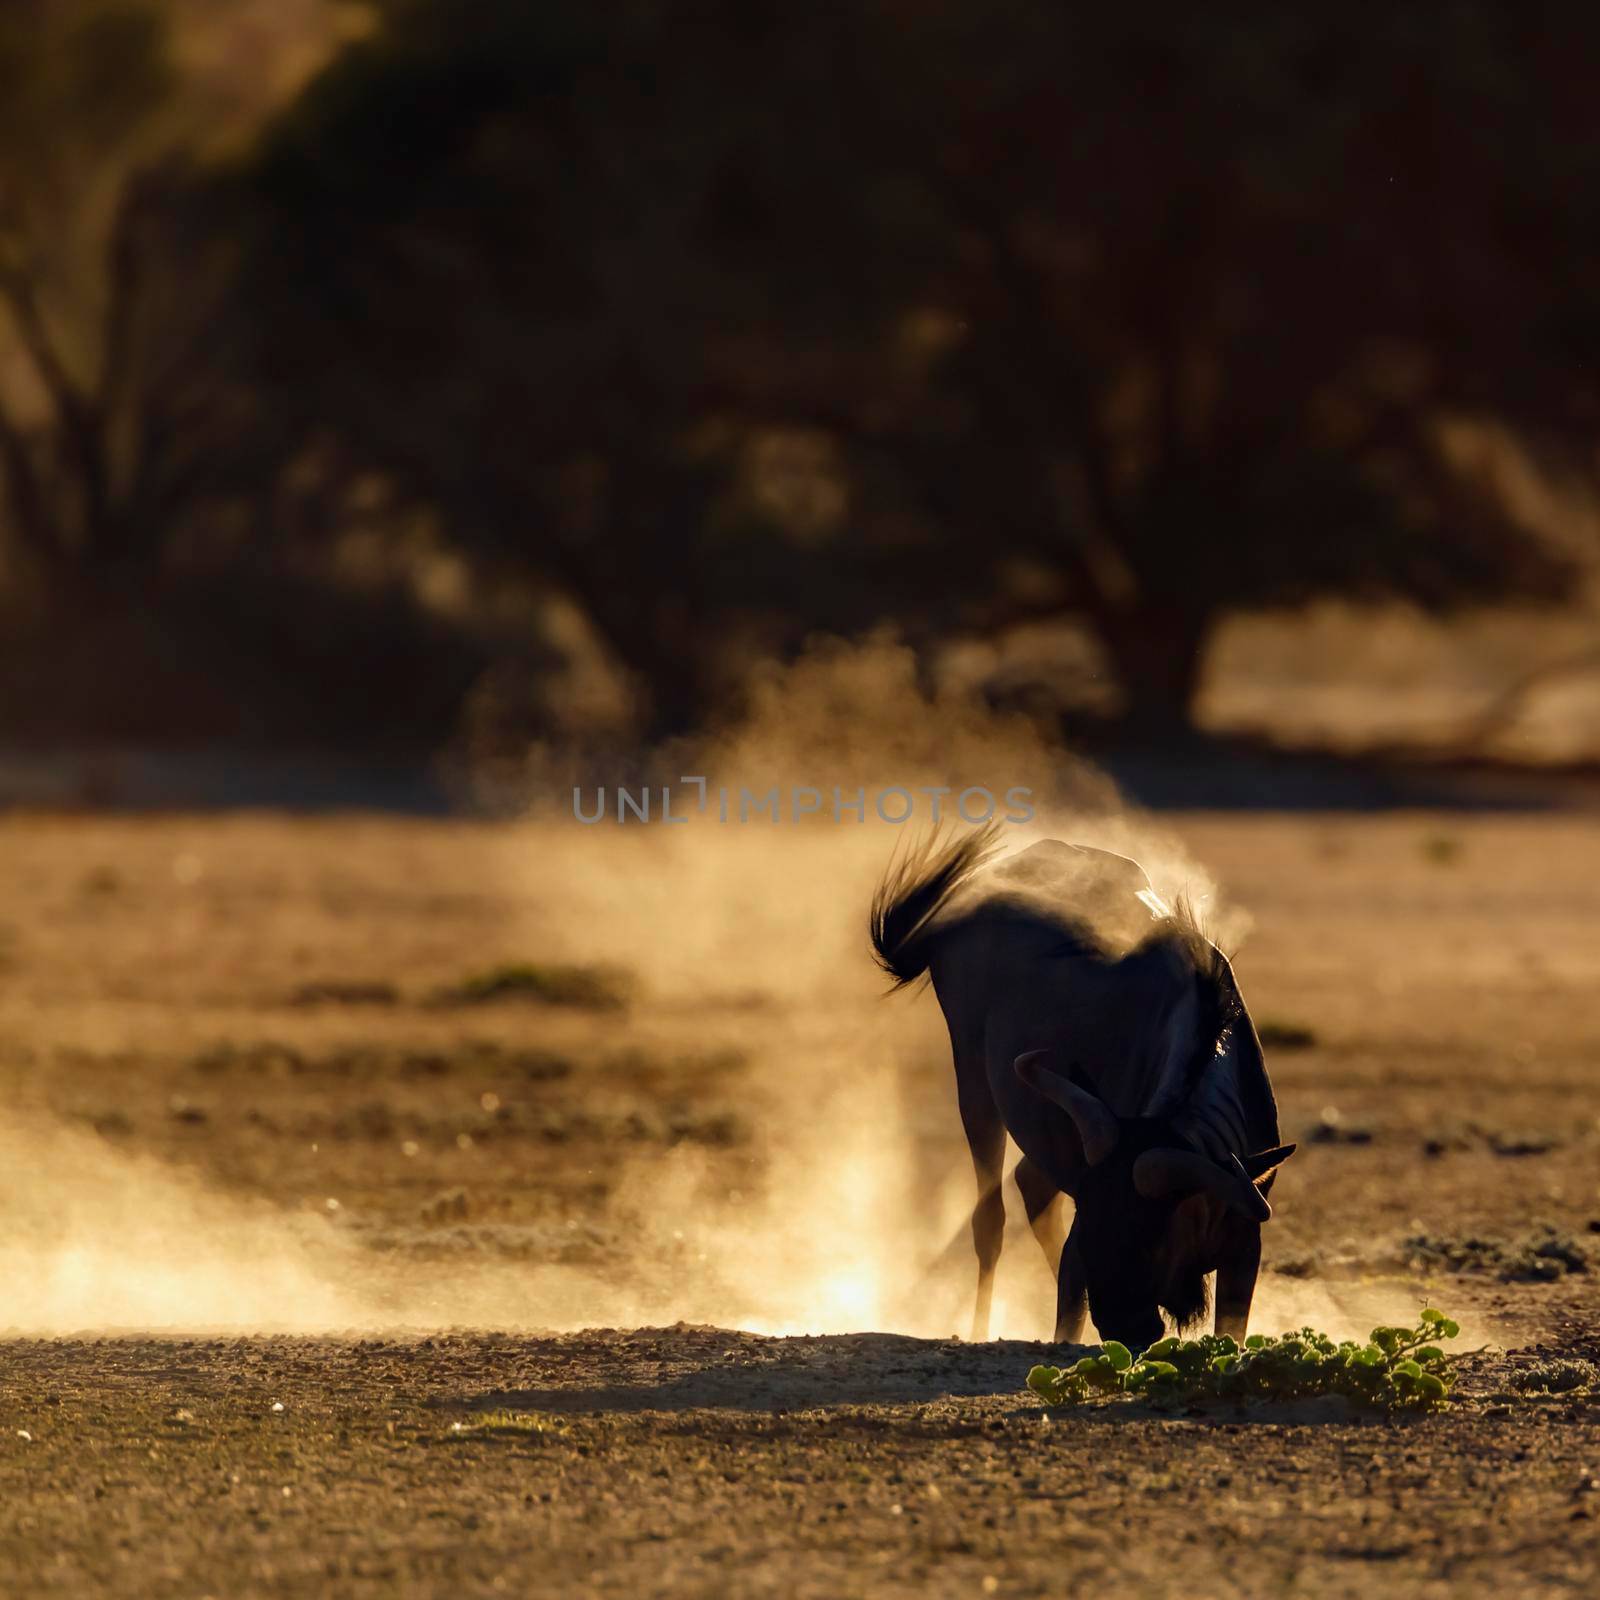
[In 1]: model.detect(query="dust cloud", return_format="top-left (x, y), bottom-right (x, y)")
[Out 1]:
top-left (464, 634), bottom-right (1253, 1340)
top-left (2, 636), bottom-right (1395, 1344)
top-left (0, 1116), bottom-right (361, 1333)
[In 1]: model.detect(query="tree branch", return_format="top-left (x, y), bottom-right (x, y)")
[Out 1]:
top-left (1455, 648), bottom-right (1600, 752)
top-left (0, 257), bottom-right (110, 550)
top-left (100, 169), bottom-right (160, 417)
top-left (0, 390), bottom-right (65, 574)
top-left (922, 161), bottom-right (1146, 631)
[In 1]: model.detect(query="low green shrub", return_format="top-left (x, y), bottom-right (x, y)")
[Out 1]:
top-left (1405, 1227), bottom-right (1588, 1281)
top-left (430, 962), bottom-right (633, 1010)
top-left (1511, 1357), bottom-right (1598, 1395)
top-left (1256, 1019), bottom-right (1318, 1051)
top-left (1026, 1309), bottom-right (1461, 1412)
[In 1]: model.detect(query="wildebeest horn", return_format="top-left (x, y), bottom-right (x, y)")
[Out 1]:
top-left (1131, 1147), bottom-right (1273, 1222)
top-left (1012, 1050), bottom-right (1119, 1166)
top-left (1239, 1143), bottom-right (1296, 1182)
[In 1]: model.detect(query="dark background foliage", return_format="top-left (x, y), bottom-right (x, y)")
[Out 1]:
top-left (1, 0), bottom-right (1596, 767)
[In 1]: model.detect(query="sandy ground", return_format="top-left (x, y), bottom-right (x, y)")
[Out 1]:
top-left (2, 809), bottom-right (1599, 1597)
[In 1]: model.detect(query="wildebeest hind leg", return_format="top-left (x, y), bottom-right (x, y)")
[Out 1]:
top-left (957, 1065), bottom-right (1006, 1342)
top-left (1215, 1215), bottom-right (1262, 1341)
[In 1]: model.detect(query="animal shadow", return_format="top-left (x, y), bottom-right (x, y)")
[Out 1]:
top-left (440, 1329), bottom-right (1072, 1415)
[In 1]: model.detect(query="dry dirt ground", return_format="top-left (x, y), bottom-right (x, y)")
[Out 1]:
top-left (1, 810), bottom-right (1599, 1597)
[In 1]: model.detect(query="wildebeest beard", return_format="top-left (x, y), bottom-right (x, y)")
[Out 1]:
top-left (1158, 1264), bottom-right (1212, 1332)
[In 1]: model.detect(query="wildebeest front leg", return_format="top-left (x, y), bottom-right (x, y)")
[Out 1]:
top-left (1012, 1156), bottom-right (1067, 1279)
top-left (1054, 1220), bottom-right (1089, 1344)
top-left (1214, 1215), bottom-right (1262, 1341)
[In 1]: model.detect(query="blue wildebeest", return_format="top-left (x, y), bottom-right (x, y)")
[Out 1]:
top-left (870, 830), bottom-right (1294, 1351)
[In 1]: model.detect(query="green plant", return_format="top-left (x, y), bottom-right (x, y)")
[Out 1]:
top-left (1026, 1310), bottom-right (1461, 1412)
top-left (1405, 1227), bottom-right (1588, 1282)
top-left (1422, 834), bottom-right (1464, 866)
top-left (1511, 1358), bottom-right (1599, 1395)
top-left (1256, 1019), bottom-right (1318, 1051)
top-left (430, 963), bottom-right (633, 1011)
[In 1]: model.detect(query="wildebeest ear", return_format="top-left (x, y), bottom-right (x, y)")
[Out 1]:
top-left (1013, 1050), bottom-right (1119, 1166)
top-left (1240, 1143), bottom-right (1296, 1183)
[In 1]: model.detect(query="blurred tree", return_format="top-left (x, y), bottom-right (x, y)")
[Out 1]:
top-left (0, 2), bottom-right (499, 750)
top-left (241, 0), bottom-right (1597, 736)
top-left (0, 3), bottom-right (263, 585)
top-left (239, 0), bottom-right (920, 737)
top-left (856, 3), bottom-right (1599, 726)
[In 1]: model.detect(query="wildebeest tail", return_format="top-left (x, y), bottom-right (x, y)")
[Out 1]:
top-left (870, 823), bottom-right (1003, 987)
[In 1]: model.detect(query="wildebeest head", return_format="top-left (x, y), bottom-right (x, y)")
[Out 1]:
top-left (1015, 1050), bottom-right (1294, 1351)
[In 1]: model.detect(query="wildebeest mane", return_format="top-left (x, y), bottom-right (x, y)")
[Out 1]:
top-left (1163, 892), bottom-right (1244, 1105)
top-left (1161, 896), bottom-right (1282, 1154)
